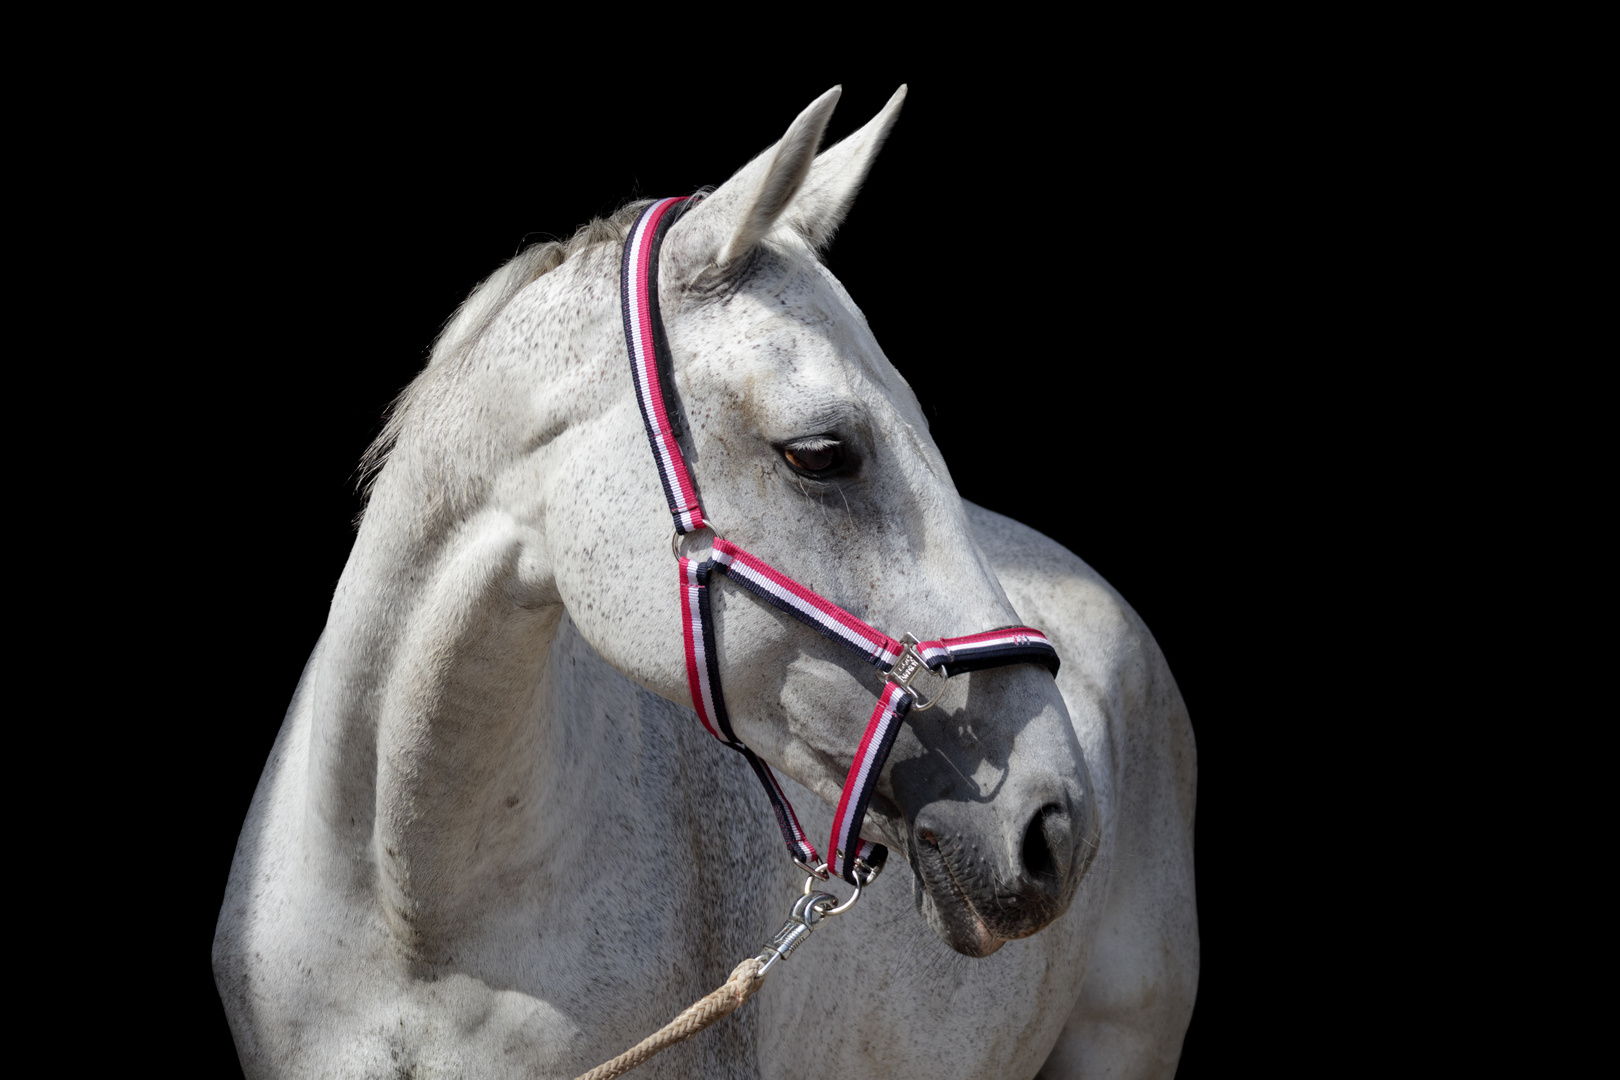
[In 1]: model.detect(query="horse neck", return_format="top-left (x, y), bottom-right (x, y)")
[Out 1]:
top-left (303, 254), bottom-right (640, 948)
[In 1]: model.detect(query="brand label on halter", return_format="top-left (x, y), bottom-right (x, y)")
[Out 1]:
top-left (889, 650), bottom-right (923, 686)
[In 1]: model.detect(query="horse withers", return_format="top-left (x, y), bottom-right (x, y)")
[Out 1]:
top-left (214, 86), bottom-right (1198, 1079)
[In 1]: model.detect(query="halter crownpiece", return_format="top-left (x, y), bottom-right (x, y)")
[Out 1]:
top-left (622, 197), bottom-right (1060, 885)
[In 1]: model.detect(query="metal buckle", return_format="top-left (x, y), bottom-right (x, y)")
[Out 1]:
top-left (880, 633), bottom-right (949, 712)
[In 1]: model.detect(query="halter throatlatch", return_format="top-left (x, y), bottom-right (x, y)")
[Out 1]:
top-left (623, 197), bottom-right (1061, 885)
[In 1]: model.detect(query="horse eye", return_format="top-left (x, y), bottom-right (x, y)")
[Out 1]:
top-left (782, 441), bottom-right (842, 474)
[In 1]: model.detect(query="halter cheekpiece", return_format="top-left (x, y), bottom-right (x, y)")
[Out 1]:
top-left (622, 197), bottom-right (1061, 886)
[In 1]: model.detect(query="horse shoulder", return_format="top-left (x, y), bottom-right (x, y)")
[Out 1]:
top-left (964, 501), bottom-right (1199, 1079)
top-left (212, 634), bottom-right (366, 1074)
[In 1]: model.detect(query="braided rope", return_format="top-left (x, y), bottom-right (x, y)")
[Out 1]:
top-left (573, 958), bottom-right (766, 1080)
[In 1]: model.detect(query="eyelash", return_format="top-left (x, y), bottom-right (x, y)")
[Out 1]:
top-left (780, 436), bottom-right (846, 476)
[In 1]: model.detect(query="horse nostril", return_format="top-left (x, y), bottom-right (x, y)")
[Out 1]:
top-left (1021, 804), bottom-right (1065, 884)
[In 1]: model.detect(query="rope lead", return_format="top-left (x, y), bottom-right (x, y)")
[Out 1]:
top-left (574, 957), bottom-right (765, 1080)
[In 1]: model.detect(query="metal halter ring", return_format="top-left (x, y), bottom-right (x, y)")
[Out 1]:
top-left (801, 862), bottom-right (863, 917)
top-left (671, 521), bottom-right (720, 559)
top-left (904, 676), bottom-right (947, 713)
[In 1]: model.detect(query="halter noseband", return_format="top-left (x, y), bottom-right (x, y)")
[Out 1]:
top-left (622, 197), bottom-right (1060, 886)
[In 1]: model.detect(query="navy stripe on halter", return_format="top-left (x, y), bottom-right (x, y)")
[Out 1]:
top-left (623, 197), bottom-right (705, 534)
top-left (681, 554), bottom-right (818, 868)
top-left (917, 629), bottom-right (1060, 678)
top-left (712, 538), bottom-right (902, 669)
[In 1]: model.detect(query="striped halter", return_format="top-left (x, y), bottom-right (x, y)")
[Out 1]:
top-left (622, 197), bottom-right (1061, 886)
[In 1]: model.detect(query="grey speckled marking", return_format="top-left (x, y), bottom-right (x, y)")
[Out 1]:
top-left (214, 86), bottom-right (1197, 1080)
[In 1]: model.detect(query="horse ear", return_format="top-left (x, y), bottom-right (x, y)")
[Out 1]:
top-left (673, 87), bottom-right (843, 271)
top-left (787, 85), bottom-right (906, 250)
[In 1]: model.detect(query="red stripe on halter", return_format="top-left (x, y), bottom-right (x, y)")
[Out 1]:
top-left (628, 197), bottom-right (704, 528)
top-left (713, 539), bottom-right (901, 661)
top-left (678, 557), bottom-right (721, 742)
top-left (828, 681), bottom-right (909, 880)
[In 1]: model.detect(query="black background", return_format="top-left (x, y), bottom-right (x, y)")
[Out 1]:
top-left (125, 62), bottom-right (1385, 1077)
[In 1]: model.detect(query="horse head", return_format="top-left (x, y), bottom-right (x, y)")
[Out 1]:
top-left (529, 87), bottom-right (1098, 956)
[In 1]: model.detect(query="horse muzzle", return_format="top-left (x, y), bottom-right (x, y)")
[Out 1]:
top-left (907, 788), bottom-right (1091, 955)
top-left (888, 677), bottom-right (1096, 957)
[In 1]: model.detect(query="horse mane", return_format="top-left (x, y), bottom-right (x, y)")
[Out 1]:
top-left (355, 183), bottom-right (840, 513)
top-left (356, 198), bottom-right (660, 504)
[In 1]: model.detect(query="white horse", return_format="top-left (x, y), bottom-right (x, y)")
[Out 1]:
top-left (214, 86), bottom-right (1198, 1079)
